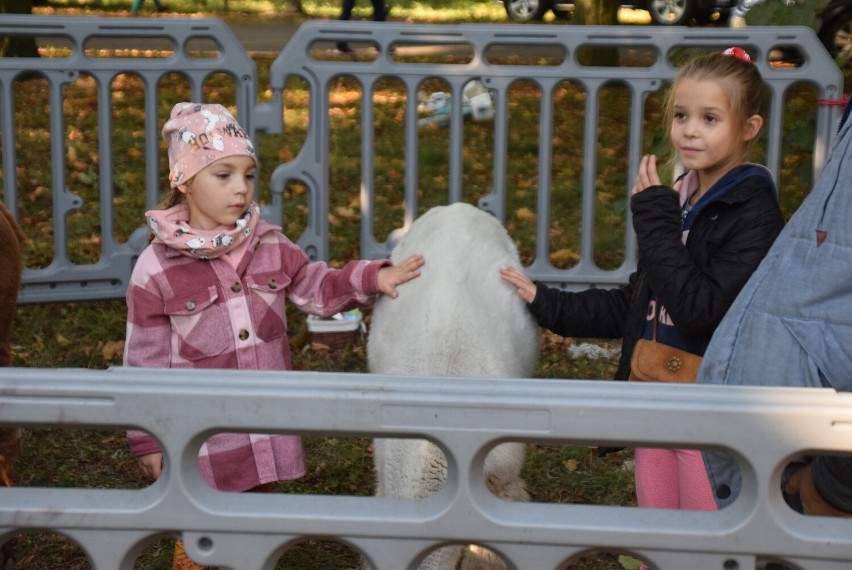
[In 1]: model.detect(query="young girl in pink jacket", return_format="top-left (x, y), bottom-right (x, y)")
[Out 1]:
top-left (124, 102), bottom-right (423, 570)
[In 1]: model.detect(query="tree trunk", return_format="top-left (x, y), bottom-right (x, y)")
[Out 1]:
top-left (573, 0), bottom-right (621, 66)
top-left (574, 0), bottom-right (620, 24)
top-left (0, 0), bottom-right (39, 58)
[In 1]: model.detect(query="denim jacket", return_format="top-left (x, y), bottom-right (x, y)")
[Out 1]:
top-left (697, 100), bottom-right (852, 510)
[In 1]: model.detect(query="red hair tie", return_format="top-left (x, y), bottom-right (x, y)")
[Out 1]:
top-left (723, 47), bottom-right (752, 62)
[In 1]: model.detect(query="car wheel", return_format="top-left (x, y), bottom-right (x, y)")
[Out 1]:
top-left (819, 11), bottom-right (852, 61)
top-left (647, 0), bottom-right (694, 25)
top-left (503, 0), bottom-right (550, 21)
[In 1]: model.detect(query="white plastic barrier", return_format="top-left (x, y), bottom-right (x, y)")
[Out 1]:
top-left (0, 367), bottom-right (850, 569)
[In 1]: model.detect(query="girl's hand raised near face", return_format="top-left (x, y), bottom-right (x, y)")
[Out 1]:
top-left (499, 267), bottom-right (537, 304)
top-left (377, 254), bottom-right (425, 298)
top-left (631, 154), bottom-right (662, 195)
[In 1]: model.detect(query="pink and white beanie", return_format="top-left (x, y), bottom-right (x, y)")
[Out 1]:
top-left (161, 102), bottom-right (256, 188)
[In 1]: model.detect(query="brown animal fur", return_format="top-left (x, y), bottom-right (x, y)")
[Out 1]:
top-left (0, 201), bottom-right (25, 490)
top-left (0, 202), bottom-right (24, 367)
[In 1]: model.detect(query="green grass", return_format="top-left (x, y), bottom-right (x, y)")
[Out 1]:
top-left (4, 2), bottom-right (852, 568)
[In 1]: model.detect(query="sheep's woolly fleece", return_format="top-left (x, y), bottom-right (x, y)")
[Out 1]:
top-left (368, 203), bottom-right (538, 570)
top-left (567, 342), bottom-right (621, 360)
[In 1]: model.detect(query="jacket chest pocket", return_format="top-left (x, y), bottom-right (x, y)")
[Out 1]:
top-left (782, 318), bottom-right (852, 392)
top-left (693, 211), bottom-right (724, 261)
top-left (164, 286), bottom-right (230, 361)
top-left (247, 272), bottom-right (291, 341)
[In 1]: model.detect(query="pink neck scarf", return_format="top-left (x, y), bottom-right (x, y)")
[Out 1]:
top-left (678, 171), bottom-right (700, 245)
top-left (146, 202), bottom-right (260, 260)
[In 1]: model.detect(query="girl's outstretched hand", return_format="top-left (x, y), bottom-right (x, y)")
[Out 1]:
top-left (631, 154), bottom-right (662, 195)
top-left (138, 452), bottom-right (163, 480)
top-left (378, 254), bottom-right (425, 298)
top-left (499, 267), bottom-right (537, 304)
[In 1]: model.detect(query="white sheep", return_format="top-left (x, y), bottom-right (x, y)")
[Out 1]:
top-left (367, 202), bottom-right (540, 570)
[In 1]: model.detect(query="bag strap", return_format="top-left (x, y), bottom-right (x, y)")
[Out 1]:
top-left (651, 298), bottom-right (659, 341)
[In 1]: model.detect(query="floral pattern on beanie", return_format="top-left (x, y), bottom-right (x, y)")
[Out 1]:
top-left (162, 102), bottom-right (256, 188)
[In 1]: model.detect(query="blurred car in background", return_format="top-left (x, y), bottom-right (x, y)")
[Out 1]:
top-left (500, 0), bottom-right (736, 25)
top-left (500, 0), bottom-right (849, 66)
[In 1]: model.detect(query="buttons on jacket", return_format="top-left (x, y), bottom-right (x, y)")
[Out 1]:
top-left (185, 300), bottom-right (197, 311)
top-left (238, 329), bottom-right (250, 341)
top-left (716, 484), bottom-right (731, 499)
top-left (231, 282), bottom-right (242, 293)
top-left (267, 279), bottom-right (278, 289)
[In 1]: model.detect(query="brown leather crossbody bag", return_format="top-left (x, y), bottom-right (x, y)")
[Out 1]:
top-left (628, 303), bottom-right (701, 383)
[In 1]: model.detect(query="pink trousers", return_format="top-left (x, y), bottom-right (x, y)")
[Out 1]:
top-left (635, 448), bottom-right (718, 570)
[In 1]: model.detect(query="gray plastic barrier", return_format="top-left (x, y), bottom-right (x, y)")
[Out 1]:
top-left (0, 367), bottom-right (850, 569)
top-left (0, 15), bottom-right (258, 303)
top-left (0, 16), bottom-right (844, 302)
top-left (267, 20), bottom-right (843, 290)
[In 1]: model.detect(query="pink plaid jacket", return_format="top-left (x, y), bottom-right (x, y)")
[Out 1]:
top-left (125, 219), bottom-right (389, 491)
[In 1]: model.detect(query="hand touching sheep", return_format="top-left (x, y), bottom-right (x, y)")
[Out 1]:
top-left (499, 266), bottom-right (537, 304)
top-left (378, 254), bottom-right (425, 299)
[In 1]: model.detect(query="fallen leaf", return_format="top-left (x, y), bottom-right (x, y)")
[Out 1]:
top-left (515, 207), bottom-right (536, 222)
top-left (334, 206), bottom-right (356, 219)
top-left (550, 248), bottom-right (580, 265)
top-left (101, 340), bottom-right (125, 361)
